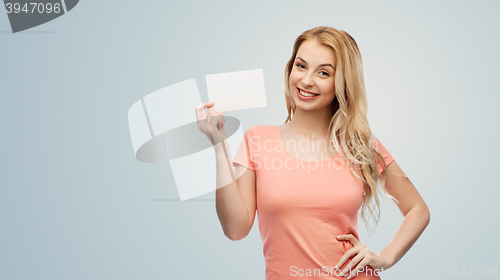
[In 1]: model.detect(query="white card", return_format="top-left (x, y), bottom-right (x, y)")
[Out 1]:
top-left (206, 68), bottom-right (267, 112)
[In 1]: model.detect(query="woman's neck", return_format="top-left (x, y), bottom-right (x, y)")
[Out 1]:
top-left (286, 107), bottom-right (332, 137)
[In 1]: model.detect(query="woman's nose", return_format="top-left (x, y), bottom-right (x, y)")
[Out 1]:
top-left (302, 73), bottom-right (315, 88)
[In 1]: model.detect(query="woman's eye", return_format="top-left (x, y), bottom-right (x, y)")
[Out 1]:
top-left (295, 63), bottom-right (329, 76)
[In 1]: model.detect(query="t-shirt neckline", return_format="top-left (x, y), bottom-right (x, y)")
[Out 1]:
top-left (276, 125), bottom-right (340, 163)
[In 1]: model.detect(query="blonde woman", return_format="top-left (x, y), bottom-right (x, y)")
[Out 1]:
top-left (195, 26), bottom-right (430, 280)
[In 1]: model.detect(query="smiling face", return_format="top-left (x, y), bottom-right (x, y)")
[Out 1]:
top-left (289, 39), bottom-right (336, 110)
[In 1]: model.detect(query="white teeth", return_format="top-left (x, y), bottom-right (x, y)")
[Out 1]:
top-left (299, 89), bottom-right (317, 97)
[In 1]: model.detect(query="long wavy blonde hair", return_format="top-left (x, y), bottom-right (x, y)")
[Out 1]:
top-left (283, 26), bottom-right (397, 236)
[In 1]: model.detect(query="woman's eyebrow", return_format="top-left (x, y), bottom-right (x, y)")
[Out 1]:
top-left (296, 56), bottom-right (334, 69)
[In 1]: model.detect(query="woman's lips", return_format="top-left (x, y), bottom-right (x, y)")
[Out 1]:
top-left (298, 88), bottom-right (318, 95)
top-left (297, 88), bottom-right (320, 100)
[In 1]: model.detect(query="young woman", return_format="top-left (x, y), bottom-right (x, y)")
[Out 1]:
top-left (195, 26), bottom-right (430, 280)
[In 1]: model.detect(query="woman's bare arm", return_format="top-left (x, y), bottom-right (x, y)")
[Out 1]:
top-left (194, 102), bottom-right (257, 241)
top-left (214, 141), bottom-right (257, 241)
top-left (378, 160), bottom-right (431, 268)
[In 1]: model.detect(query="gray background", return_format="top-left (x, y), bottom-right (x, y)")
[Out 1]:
top-left (1, 0), bottom-right (499, 279)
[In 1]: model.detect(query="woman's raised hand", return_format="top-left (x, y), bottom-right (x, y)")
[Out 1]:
top-left (195, 101), bottom-right (228, 147)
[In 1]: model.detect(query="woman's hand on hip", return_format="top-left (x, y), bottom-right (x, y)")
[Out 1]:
top-left (335, 234), bottom-right (391, 279)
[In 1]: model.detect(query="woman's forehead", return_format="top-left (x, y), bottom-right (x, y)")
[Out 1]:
top-left (297, 40), bottom-right (335, 64)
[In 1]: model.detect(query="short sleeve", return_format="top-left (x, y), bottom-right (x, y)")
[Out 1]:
top-left (371, 136), bottom-right (395, 176)
top-left (232, 125), bottom-right (258, 171)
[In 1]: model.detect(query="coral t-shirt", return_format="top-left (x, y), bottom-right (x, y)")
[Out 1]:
top-left (232, 125), bottom-right (395, 280)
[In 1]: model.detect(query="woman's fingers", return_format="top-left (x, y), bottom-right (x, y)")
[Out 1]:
top-left (204, 109), bottom-right (225, 122)
top-left (209, 116), bottom-right (224, 144)
top-left (195, 101), bottom-right (225, 124)
top-left (205, 111), bottom-right (221, 124)
top-left (195, 101), bottom-right (215, 121)
top-left (194, 101), bottom-right (226, 145)
top-left (337, 234), bottom-right (359, 247)
top-left (209, 104), bottom-right (226, 122)
top-left (335, 247), bottom-right (355, 272)
top-left (341, 253), bottom-right (363, 277)
top-left (347, 259), bottom-right (369, 279)
top-left (209, 115), bottom-right (224, 130)
top-left (205, 111), bottom-right (225, 128)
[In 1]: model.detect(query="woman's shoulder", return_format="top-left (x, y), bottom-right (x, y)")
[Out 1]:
top-left (246, 124), bottom-right (277, 131)
top-left (244, 124), bottom-right (277, 138)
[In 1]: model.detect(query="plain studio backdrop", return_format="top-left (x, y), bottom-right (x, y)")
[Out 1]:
top-left (1, 1), bottom-right (498, 279)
